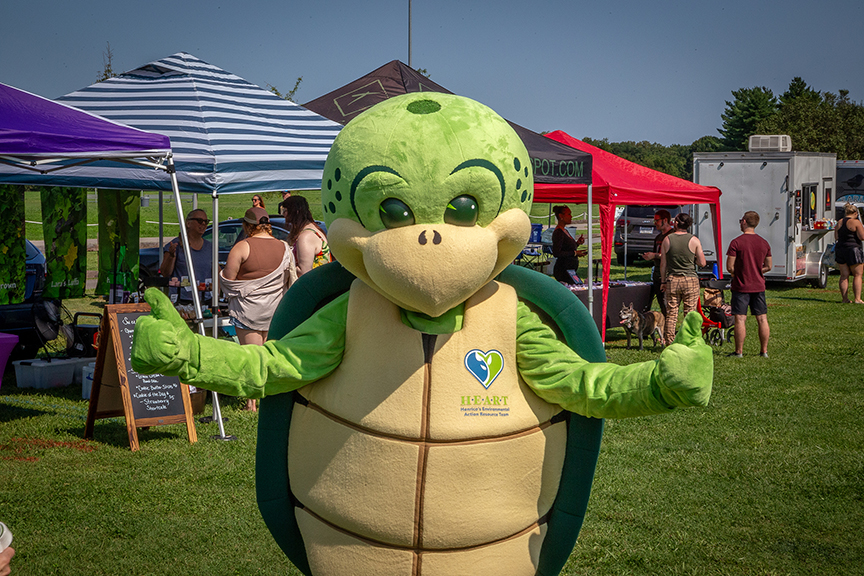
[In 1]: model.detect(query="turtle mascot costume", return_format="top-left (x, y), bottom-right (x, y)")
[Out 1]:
top-left (132, 92), bottom-right (713, 576)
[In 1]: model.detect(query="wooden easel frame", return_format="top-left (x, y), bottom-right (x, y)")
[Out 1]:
top-left (84, 303), bottom-right (197, 451)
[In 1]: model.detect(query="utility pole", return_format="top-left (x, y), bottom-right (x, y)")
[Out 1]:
top-left (408, 0), bottom-right (412, 67)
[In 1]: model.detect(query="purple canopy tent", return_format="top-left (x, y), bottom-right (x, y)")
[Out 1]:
top-left (0, 82), bottom-right (172, 175)
top-left (0, 82), bottom-right (197, 307)
top-left (0, 83), bottom-right (189, 306)
top-left (0, 82), bottom-right (237, 436)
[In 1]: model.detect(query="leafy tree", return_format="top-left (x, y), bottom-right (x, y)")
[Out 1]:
top-left (779, 77), bottom-right (820, 108)
top-left (582, 138), bottom-right (690, 179)
top-left (690, 135), bottom-right (723, 153)
top-left (267, 77), bottom-right (303, 102)
top-left (757, 86), bottom-right (864, 159)
top-left (718, 86), bottom-right (778, 150)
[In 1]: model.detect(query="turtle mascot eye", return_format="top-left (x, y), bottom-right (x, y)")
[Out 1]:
top-left (132, 91), bottom-right (714, 576)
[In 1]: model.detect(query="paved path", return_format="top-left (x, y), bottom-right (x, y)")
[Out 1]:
top-left (30, 237), bottom-right (163, 253)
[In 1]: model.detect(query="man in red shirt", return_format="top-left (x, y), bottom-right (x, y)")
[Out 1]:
top-left (725, 211), bottom-right (772, 357)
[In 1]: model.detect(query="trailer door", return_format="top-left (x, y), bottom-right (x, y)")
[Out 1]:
top-left (754, 161), bottom-right (791, 278)
top-left (694, 158), bottom-right (790, 277)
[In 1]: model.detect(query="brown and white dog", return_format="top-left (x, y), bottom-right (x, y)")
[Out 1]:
top-left (619, 302), bottom-right (664, 350)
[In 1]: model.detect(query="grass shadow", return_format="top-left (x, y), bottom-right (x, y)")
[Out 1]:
top-left (0, 401), bottom-right (44, 422)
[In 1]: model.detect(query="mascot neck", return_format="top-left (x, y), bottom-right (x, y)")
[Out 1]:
top-left (400, 303), bottom-right (465, 335)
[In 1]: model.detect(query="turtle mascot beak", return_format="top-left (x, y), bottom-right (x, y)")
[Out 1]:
top-left (321, 93), bottom-right (534, 317)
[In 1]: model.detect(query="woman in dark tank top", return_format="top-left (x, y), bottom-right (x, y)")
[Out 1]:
top-left (834, 203), bottom-right (864, 303)
top-left (660, 213), bottom-right (706, 344)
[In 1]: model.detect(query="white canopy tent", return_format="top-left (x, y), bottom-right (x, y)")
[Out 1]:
top-left (2, 53), bottom-right (342, 436)
top-left (55, 54), bottom-right (341, 436)
top-left (54, 52), bottom-right (342, 315)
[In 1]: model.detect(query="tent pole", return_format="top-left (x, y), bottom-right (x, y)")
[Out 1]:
top-left (165, 155), bottom-right (232, 440)
top-left (158, 190), bottom-right (164, 270)
top-left (623, 206), bottom-right (628, 280)
top-left (211, 191), bottom-right (219, 325)
top-left (167, 158), bottom-right (203, 321)
top-left (209, 191), bottom-right (234, 441)
top-left (587, 185), bottom-right (593, 320)
top-left (408, 0), bottom-right (412, 68)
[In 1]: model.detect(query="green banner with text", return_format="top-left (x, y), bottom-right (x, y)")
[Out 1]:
top-left (0, 185), bottom-right (26, 305)
top-left (41, 187), bottom-right (87, 299)
top-left (96, 190), bottom-right (140, 295)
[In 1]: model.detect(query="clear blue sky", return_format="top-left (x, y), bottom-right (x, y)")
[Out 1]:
top-left (2, 0), bottom-right (861, 146)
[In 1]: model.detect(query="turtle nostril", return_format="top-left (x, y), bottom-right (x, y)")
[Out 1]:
top-left (432, 230), bottom-right (442, 245)
top-left (418, 230), bottom-right (428, 245)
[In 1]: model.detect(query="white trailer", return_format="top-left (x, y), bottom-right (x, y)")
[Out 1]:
top-left (690, 139), bottom-right (835, 288)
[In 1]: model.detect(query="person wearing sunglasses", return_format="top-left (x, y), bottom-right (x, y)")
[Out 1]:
top-left (161, 208), bottom-right (214, 304)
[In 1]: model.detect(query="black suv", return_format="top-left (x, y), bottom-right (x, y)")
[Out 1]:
top-left (0, 240), bottom-right (49, 359)
top-left (613, 205), bottom-right (682, 265)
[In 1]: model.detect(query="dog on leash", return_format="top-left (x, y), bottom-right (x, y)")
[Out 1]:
top-left (619, 302), bottom-right (664, 350)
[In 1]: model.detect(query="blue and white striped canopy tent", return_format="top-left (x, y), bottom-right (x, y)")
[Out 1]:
top-left (56, 52), bottom-right (342, 194)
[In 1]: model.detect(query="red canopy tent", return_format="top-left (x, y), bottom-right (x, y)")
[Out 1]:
top-left (535, 131), bottom-right (723, 340)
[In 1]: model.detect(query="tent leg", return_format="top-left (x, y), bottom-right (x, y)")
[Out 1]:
top-left (623, 205), bottom-right (628, 280)
top-left (165, 154), bottom-right (234, 440)
top-left (587, 185), bottom-right (593, 320)
top-left (209, 191), bottom-right (235, 441)
top-left (158, 190), bottom-right (164, 271)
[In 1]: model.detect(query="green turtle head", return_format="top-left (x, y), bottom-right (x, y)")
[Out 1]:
top-left (322, 92), bottom-right (533, 317)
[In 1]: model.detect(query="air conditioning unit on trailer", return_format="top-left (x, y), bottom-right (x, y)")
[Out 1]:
top-left (748, 134), bottom-right (792, 152)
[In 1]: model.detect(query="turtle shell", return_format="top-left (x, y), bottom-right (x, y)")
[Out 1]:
top-left (258, 263), bottom-right (604, 576)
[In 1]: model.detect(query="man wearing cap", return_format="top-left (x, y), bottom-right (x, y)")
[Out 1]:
top-left (161, 208), bottom-right (213, 304)
top-left (641, 209), bottom-right (673, 315)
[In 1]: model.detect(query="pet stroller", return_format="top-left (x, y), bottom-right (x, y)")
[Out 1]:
top-left (697, 278), bottom-right (734, 347)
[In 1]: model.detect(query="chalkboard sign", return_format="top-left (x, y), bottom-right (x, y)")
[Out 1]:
top-left (84, 303), bottom-right (197, 451)
top-left (116, 311), bottom-right (188, 419)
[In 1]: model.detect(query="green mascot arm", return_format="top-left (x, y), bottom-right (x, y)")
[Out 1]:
top-left (131, 288), bottom-right (346, 397)
top-left (517, 307), bottom-right (712, 418)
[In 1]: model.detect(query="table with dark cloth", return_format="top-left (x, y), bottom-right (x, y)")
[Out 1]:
top-left (569, 282), bottom-right (652, 333)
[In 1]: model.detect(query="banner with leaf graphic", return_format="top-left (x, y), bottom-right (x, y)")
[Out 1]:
top-left (96, 190), bottom-right (140, 295)
top-left (40, 187), bottom-right (87, 299)
top-left (0, 185), bottom-right (26, 305)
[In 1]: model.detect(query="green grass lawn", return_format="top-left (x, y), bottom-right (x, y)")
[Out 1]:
top-left (2, 265), bottom-right (862, 574)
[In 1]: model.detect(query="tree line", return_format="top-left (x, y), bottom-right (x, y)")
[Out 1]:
top-left (581, 77), bottom-right (864, 181)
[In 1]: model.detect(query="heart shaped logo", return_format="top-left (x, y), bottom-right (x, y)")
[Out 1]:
top-left (464, 349), bottom-right (504, 389)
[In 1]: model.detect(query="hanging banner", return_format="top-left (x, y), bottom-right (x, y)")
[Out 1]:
top-left (0, 185), bottom-right (26, 305)
top-left (97, 190), bottom-right (140, 297)
top-left (40, 187), bottom-right (87, 299)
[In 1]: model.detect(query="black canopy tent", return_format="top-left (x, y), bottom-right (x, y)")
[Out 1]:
top-left (303, 61), bottom-right (603, 313)
top-left (303, 60), bottom-right (592, 188)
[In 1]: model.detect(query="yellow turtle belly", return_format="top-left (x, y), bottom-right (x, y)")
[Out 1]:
top-left (288, 280), bottom-right (567, 576)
